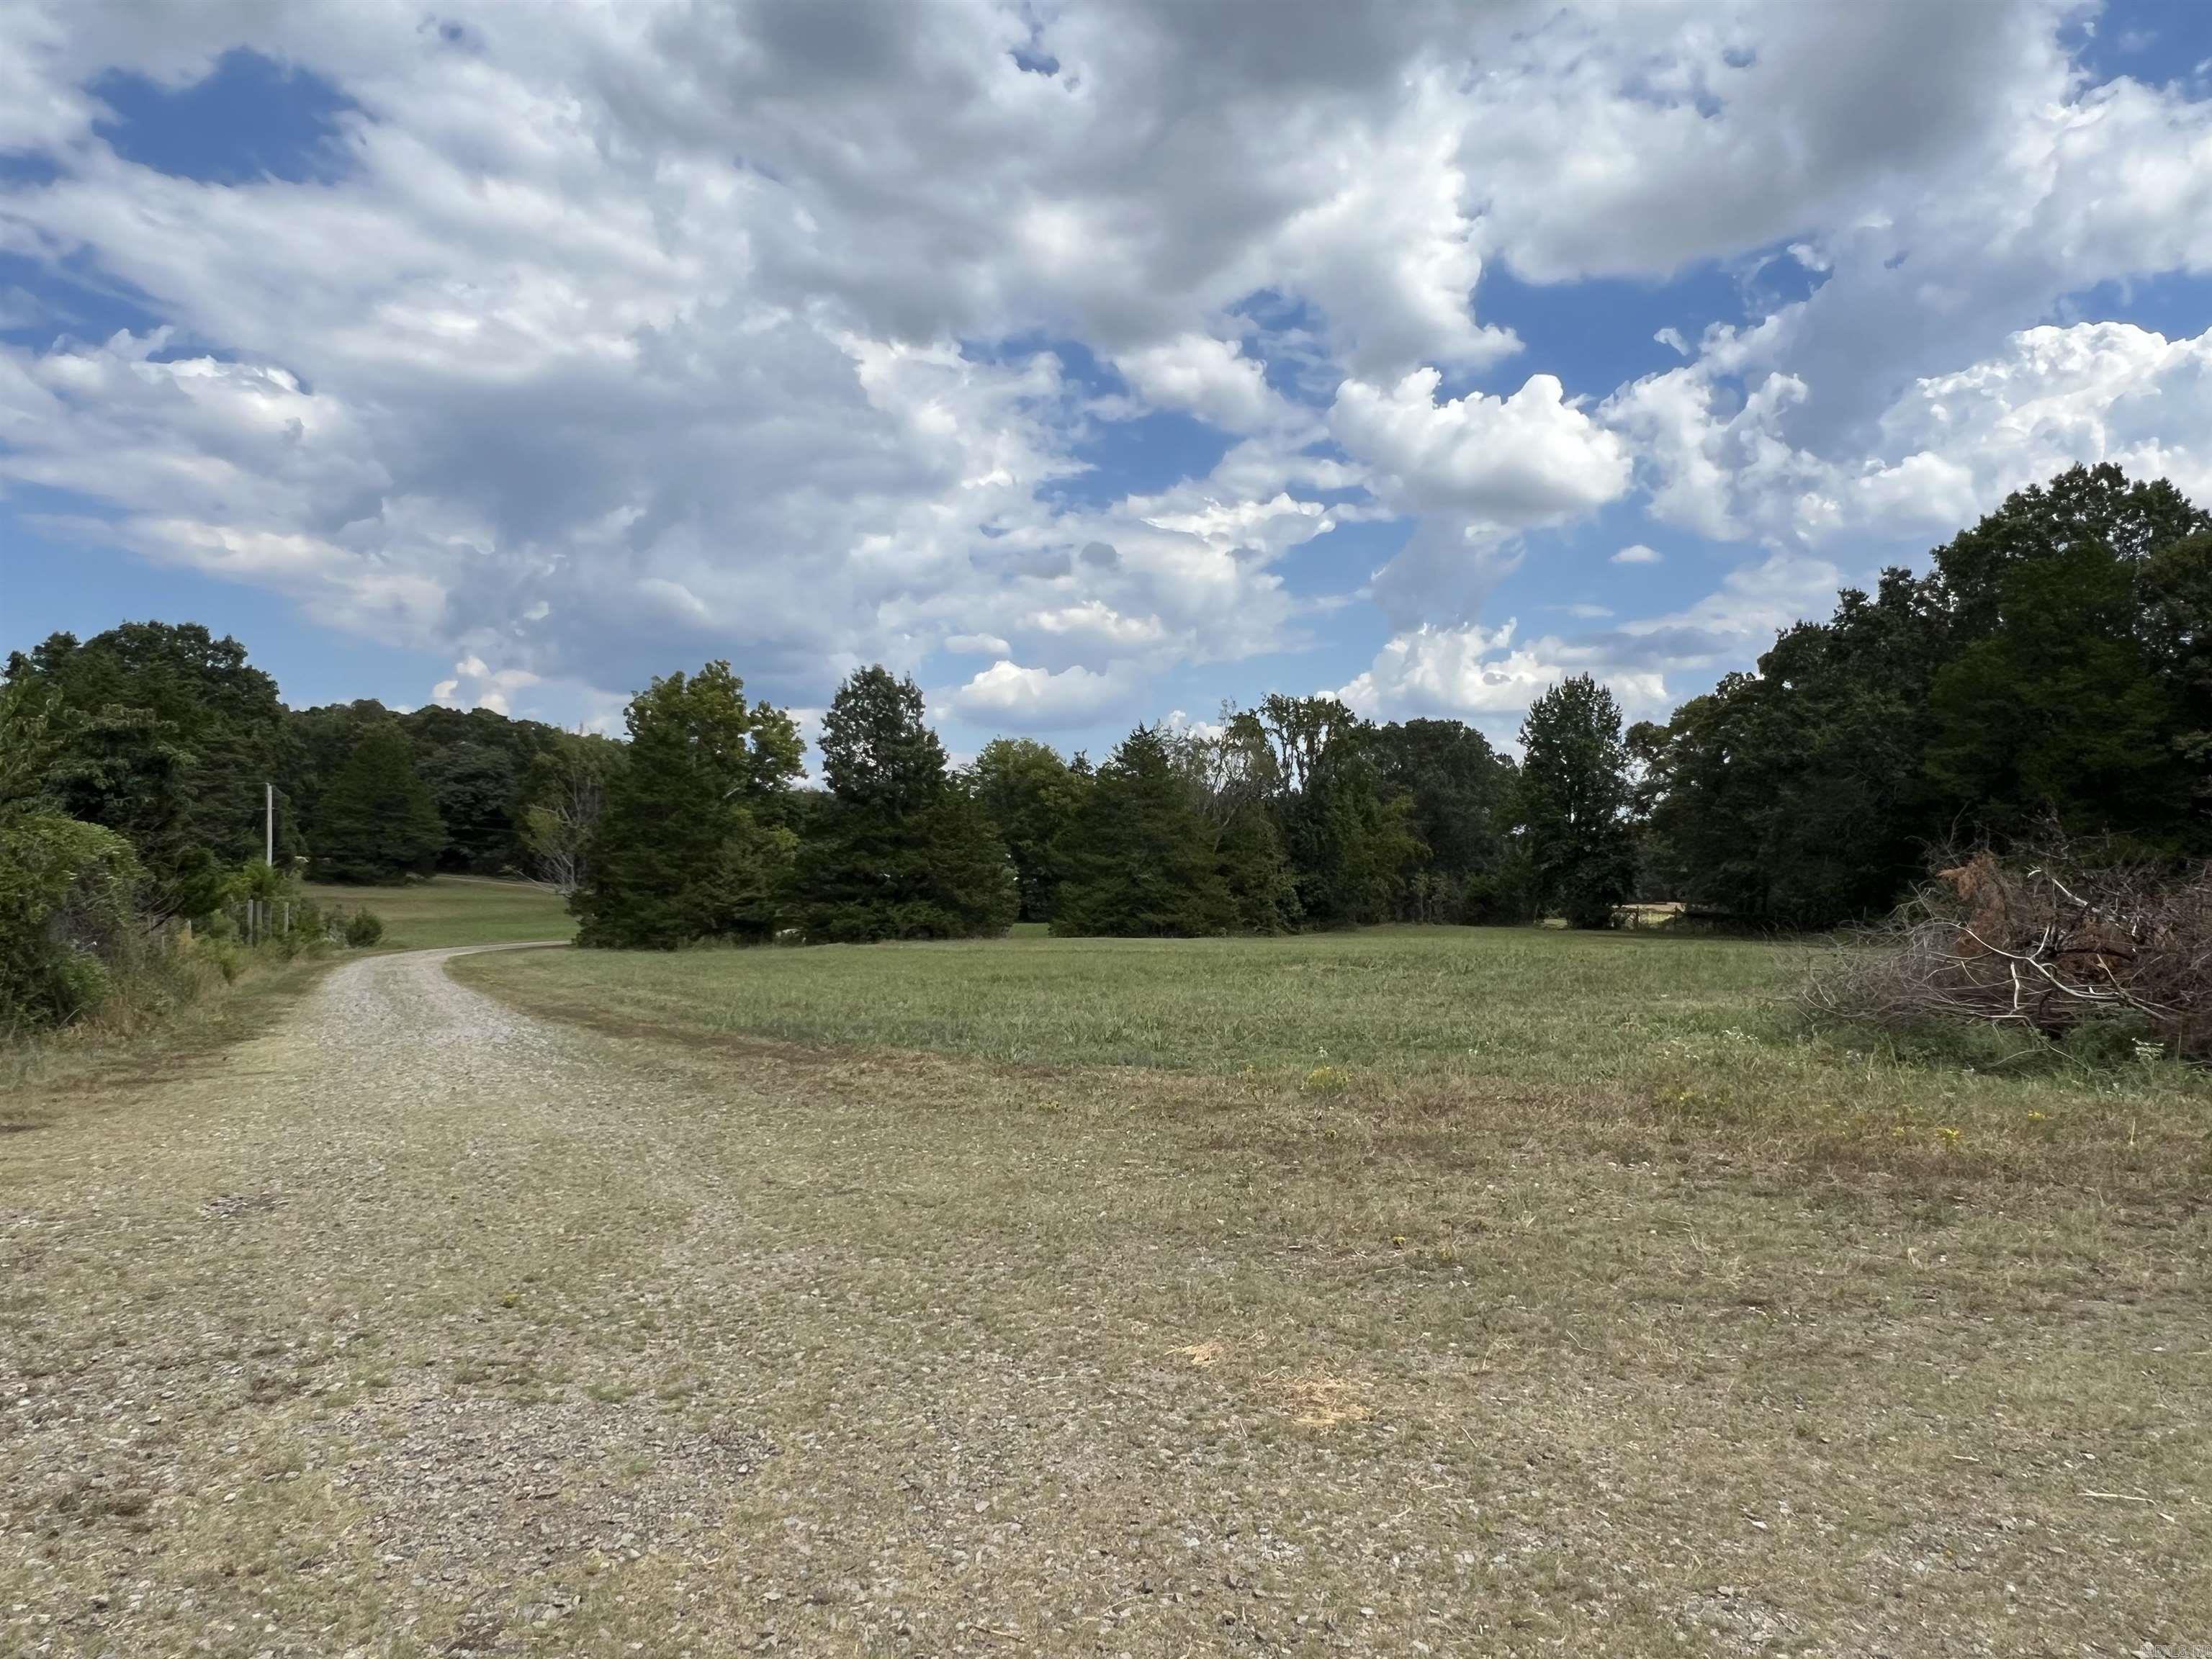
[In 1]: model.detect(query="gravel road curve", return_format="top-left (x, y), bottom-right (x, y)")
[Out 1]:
top-left (3, 946), bottom-right (798, 1658)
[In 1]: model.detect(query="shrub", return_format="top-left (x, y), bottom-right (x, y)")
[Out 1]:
top-left (345, 907), bottom-right (386, 948)
top-left (0, 812), bottom-right (143, 1033)
top-left (197, 935), bottom-right (246, 984)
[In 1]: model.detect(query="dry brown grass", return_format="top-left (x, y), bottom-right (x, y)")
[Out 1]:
top-left (4, 932), bottom-right (2210, 1658)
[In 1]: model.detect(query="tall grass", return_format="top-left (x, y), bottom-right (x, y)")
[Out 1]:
top-left (1, 930), bottom-right (332, 1128)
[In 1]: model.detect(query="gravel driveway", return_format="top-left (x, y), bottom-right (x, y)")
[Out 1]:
top-left (4, 947), bottom-right (790, 1658)
top-left (8, 945), bottom-right (2209, 1658)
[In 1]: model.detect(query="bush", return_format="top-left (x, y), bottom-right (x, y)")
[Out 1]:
top-left (1802, 839), bottom-right (2212, 1064)
top-left (345, 908), bottom-right (385, 948)
top-left (197, 935), bottom-right (246, 984)
top-left (0, 812), bottom-right (143, 1033)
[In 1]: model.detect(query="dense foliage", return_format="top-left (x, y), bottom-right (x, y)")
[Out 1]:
top-left (6, 462), bottom-right (2208, 1001)
top-left (793, 668), bottom-right (1017, 941)
top-left (571, 662), bottom-right (803, 949)
top-left (1518, 676), bottom-right (1637, 930)
top-left (1051, 727), bottom-right (1246, 937)
top-left (1635, 465), bottom-right (2212, 927)
top-left (966, 737), bottom-right (1085, 922)
top-left (311, 721), bottom-right (449, 884)
top-left (0, 808), bottom-right (143, 1032)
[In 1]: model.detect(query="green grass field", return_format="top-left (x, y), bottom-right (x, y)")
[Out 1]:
top-left (454, 925), bottom-right (2211, 1197)
top-left (302, 875), bottom-right (573, 950)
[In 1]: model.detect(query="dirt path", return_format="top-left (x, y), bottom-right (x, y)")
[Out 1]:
top-left (6, 947), bottom-right (2209, 1658)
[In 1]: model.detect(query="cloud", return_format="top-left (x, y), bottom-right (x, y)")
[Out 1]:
top-left (944, 631), bottom-right (1011, 657)
top-left (1609, 320), bottom-right (2212, 548)
top-left (1339, 619), bottom-right (1669, 736)
top-left (1111, 333), bottom-right (1285, 432)
top-left (1344, 547), bottom-right (1842, 730)
top-left (948, 659), bottom-right (1130, 729)
top-left (1611, 544), bottom-right (1661, 565)
top-left (1856, 321), bottom-right (2212, 521)
top-left (432, 655), bottom-right (540, 716)
top-left (1332, 368), bottom-right (1632, 523)
top-left (0, 0), bottom-right (2208, 733)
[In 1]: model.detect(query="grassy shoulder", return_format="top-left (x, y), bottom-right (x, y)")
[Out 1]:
top-left (1, 943), bottom-right (336, 1131)
top-left (453, 924), bottom-right (2212, 1202)
top-left (302, 874), bottom-right (574, 950)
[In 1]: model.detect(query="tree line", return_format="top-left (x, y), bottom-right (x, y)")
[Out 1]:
top-left (1632, 464), bottom-right (2211, 927)
top-left (565, 662), bottom-right (1547, 947)
top-left (4, 462), bottom-right (2206, 1001)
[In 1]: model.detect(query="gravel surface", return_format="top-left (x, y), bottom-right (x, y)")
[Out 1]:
top-left (4, 948), bottom-right (786, 1658)
top-left (6, 945), bottom-right (2210, 1658)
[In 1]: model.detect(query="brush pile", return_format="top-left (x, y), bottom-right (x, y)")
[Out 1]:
top-left (1802, 842), bottom-right (2212, 1061)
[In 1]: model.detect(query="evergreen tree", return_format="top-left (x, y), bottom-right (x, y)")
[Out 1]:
top-left (1517, 675), bottom-right (1635, 929)
top-left (967, 737), bottom-right (1087, 920)
top-left (817, 666), bottom-right (948, 814)
top-left (793, 667), bottom-right (1015, 941)
top-left (1051, 727), bottom-right (1235, 936)
top-left (313, 721), bottom-right (449, 883)
top-left (1213, 804), bottom-right (1300, 933)
top-left (572, 663), bottom-right (802, 948)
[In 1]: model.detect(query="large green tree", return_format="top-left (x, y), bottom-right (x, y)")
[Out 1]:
top-left (420, 742), bottom-right (522, 874)
top-left (793, 667), bottom-right (1016, 942)
top-left (966, 737), bottom-right (1087, 921)
top-left (1634, 569), bottom-right (1945, 927)
top-left (572, 663), bottom-right (802, 948)
top-left (5, 622), bottom-right (295, 912)
top-left (1637, 464), bottom-right (2212, 927)
top-left (1247, 696), bottom-right (1418, 927)
top-left (1927, 541), bottom-right (2177, 841)
top-left (2141, 529), bottom-right (2212, 811)
top-left (1051, 727), bottom-right (1237, 936)
top-left (1367, 717), bottom-right (1519, 922)
top-left (312, 721), bottom-right (449, 883)
top-left (1517, 675), bottom-right (1636, 929)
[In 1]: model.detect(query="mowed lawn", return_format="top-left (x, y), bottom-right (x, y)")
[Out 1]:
top-left (302, 875), bottom-right (573, 950)
top-left (441, 926), bottom-right (2212, 1651)
top-left (456, 925), bottom-right (2211, 1192)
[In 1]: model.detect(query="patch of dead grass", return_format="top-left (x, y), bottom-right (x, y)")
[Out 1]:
top-left (1256, 1372), bottom-right (1375, 1429)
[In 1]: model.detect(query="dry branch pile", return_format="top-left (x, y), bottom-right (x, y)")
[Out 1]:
top-left (1802, 846), bottom-right (2212, 1061)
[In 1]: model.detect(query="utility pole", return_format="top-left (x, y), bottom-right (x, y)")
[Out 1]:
top-left (263, 783), bottom-right (276, 943)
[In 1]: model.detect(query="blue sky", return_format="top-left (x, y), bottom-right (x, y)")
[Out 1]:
top-left (4, 0), bottom-right (2211, 756)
